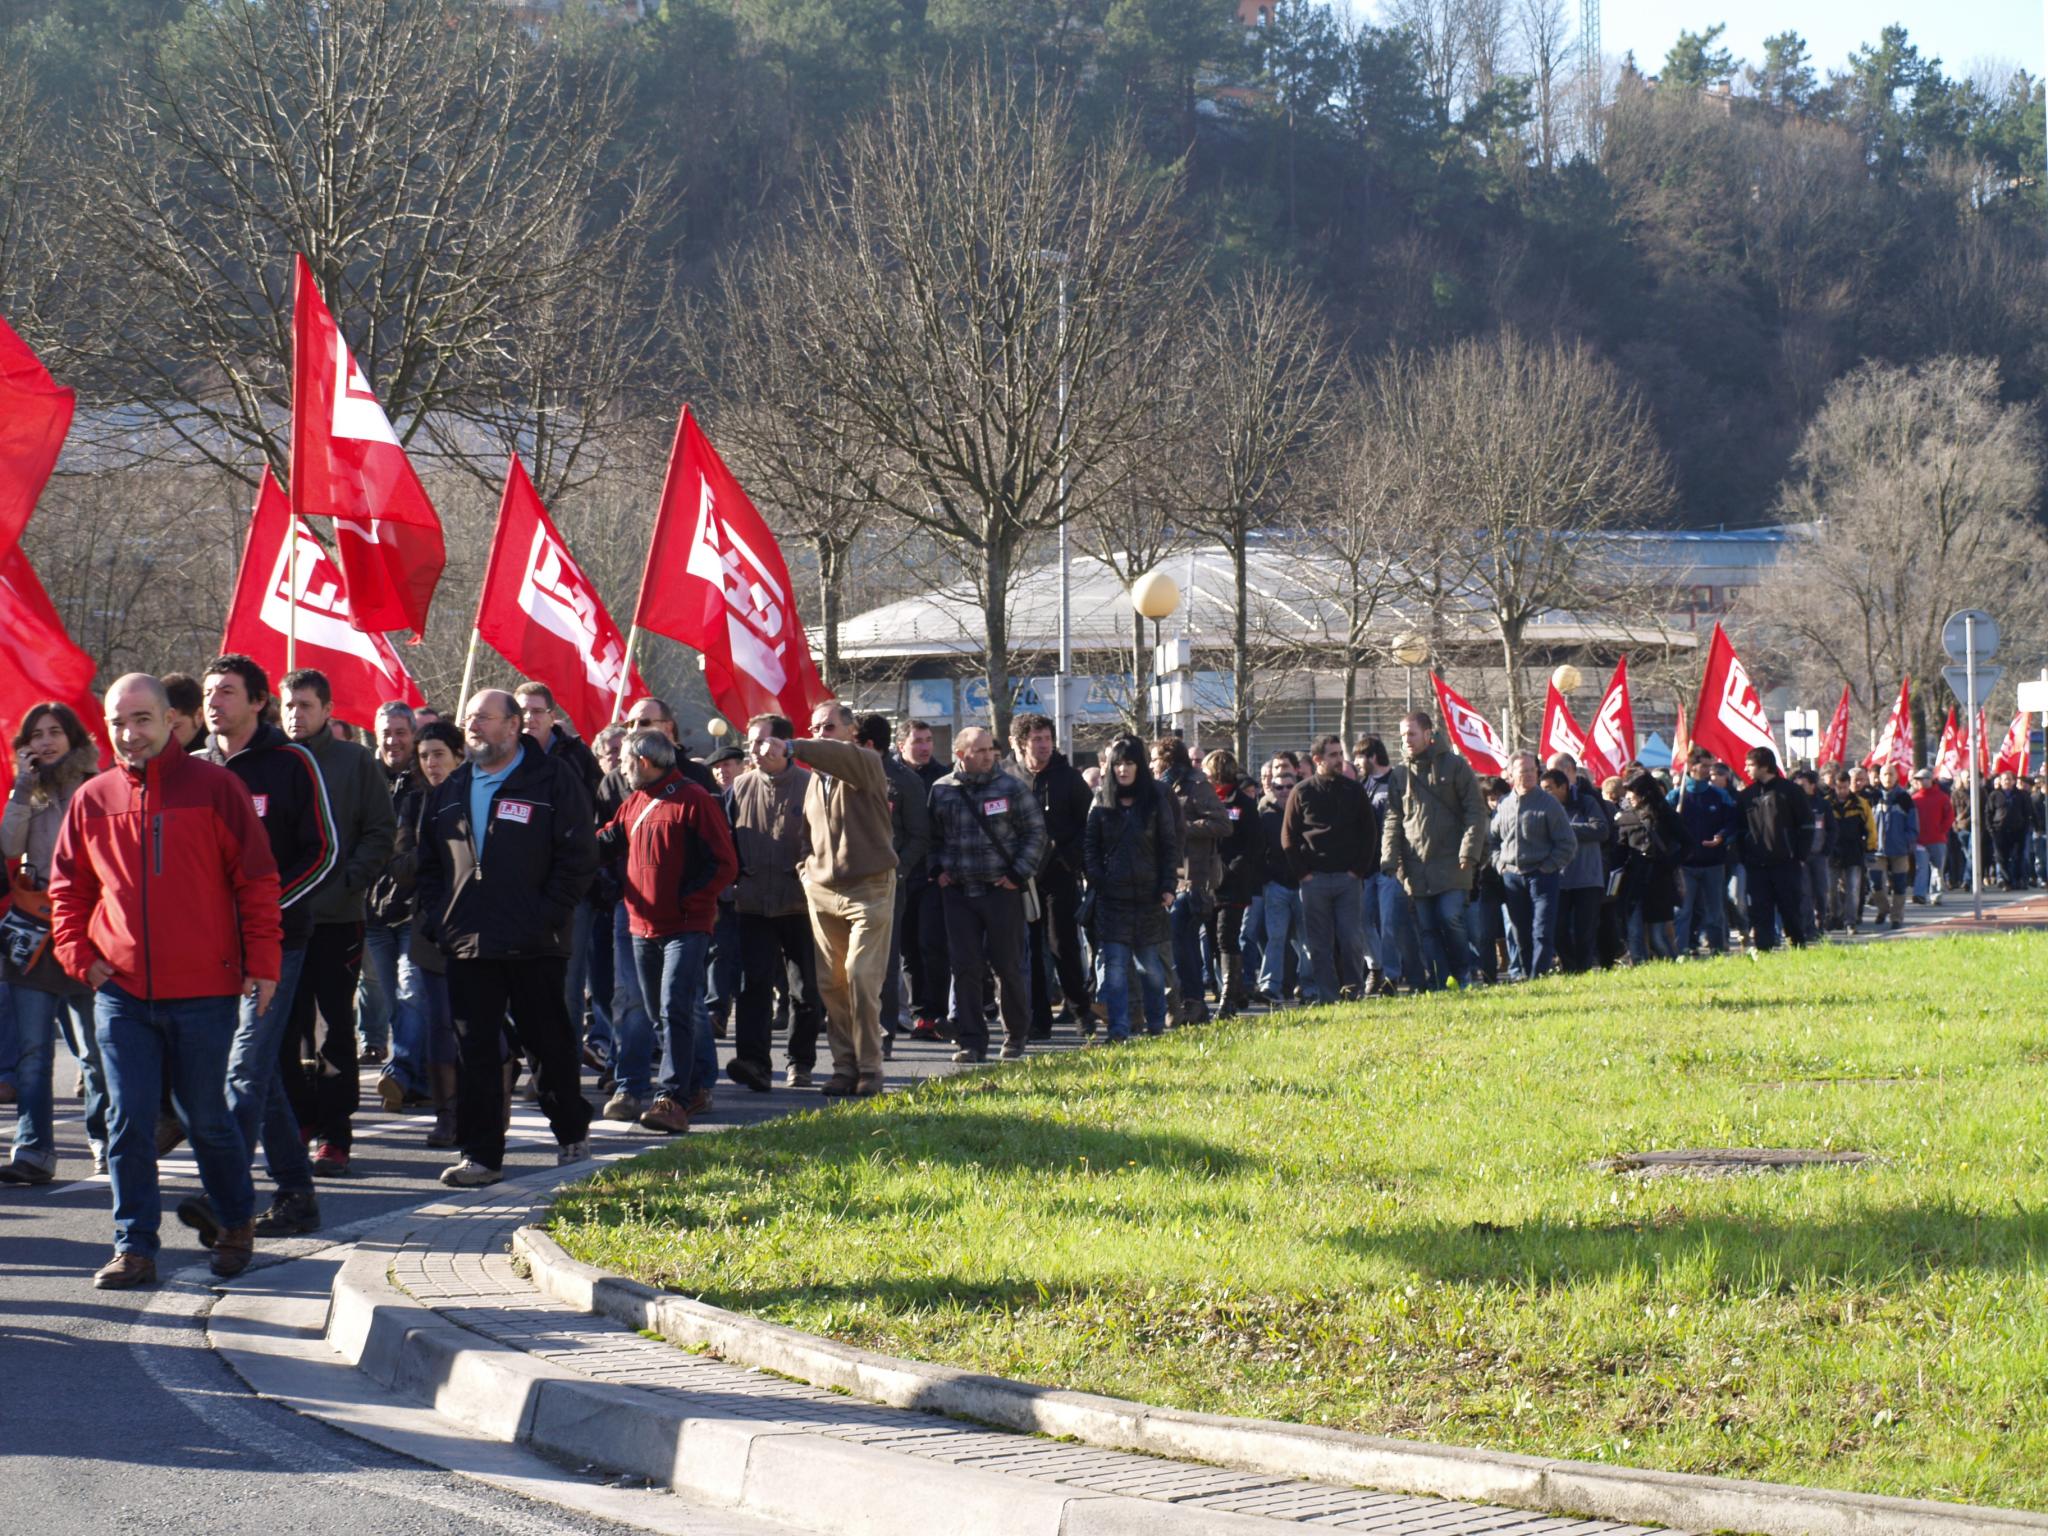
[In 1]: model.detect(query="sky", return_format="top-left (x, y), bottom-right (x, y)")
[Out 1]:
top-left (1599, 0), bottom-right (2043, 86)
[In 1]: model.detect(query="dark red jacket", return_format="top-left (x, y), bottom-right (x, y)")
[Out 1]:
top-left (1912, 785), bottom-right (1955, 848)
top-left (598, 769), bottom-right (738, 939)
top-left (50, 737), bottom-right (282, 998)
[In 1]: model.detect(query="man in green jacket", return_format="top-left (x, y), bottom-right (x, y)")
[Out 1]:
top-left (1380, 711), bottom-right (1487, 990)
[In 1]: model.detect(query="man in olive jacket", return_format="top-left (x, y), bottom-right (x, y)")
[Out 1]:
top-left (1380, 710), bottom-right (1488, 990)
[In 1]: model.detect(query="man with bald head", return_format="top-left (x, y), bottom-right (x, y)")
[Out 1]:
top-left (50, 675), bottom-right (283, 1288)
top-left (413, 689), bottom-right (598, 1187)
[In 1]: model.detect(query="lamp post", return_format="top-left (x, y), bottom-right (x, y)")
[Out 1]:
top-left (708, 718), bottom-right (730, 740)
top-left (1392, 633), bottom-right (1429, 714)
top-left (1131, 570), bottom-right (1181, 737)
top-left (1550, 663), bottom-right (1582, 694)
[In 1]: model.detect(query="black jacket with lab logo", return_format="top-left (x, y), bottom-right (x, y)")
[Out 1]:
top-left (413, 736), bottom-right (598, 961)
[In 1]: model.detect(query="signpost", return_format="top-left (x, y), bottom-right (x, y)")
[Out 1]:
top-left (1943, 609), bottom-right (2000, 920)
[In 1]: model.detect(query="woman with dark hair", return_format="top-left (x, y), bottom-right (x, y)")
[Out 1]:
top-left (0, 702), bottom-right (101, 1182)
top-left (1084, 737), bottom-right (1178, 1041)
top-left (1201, 748), bottom-right (1263, 1017)
top-left (1613, 771), bottom-right (1687, 963)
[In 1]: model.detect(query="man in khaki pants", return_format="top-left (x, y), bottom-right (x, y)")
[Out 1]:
top-left (790, 702), bottom-right (899, 1096)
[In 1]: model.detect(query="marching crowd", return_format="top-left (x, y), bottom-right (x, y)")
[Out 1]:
top-left (0, 666), bottom-right (2040, 1291)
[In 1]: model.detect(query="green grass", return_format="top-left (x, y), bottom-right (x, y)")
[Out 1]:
top-left (549, 936), bottom-right (2048, 1511)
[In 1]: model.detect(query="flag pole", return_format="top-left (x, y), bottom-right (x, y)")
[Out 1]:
top-left (613, 626), bottom-right (642, 722)
top-left (458, 626), bottom-right (482, 712)
top-left (615, 404), bottom-right (691, 724)
top-left (286, 517), bottom-right (298, 675)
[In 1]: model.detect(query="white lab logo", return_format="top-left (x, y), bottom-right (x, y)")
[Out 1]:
top-left (1718, 656), bottom-right (1774, 744)
top-left (685, 476), bottom-right (789, 697)
top-left (1590, 688), bottom-right (1628, 764)
top-left (260, 519), bottom-right (409, 678)
top-left (517, 521), bottom-right (627, 693)
top-left (1544, 705), bottom-right (1584, 759)
top-left (330, 339), bottom-right (401, 447)
top-left (1448, 699), bottom-right (1503, 757)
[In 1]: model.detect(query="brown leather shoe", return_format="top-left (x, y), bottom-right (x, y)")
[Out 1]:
top-left (684, 1088), bottom-right (714, 1117)
top-left (818, 1074), bottom-right (858, 1097)
top-left (854, 1073), bottom-right (885, 1097)
top-left (637, 1094), bottom-right (691, 1135)
top-left (93, 1251), bottom-right (158, 1289)
top-left (209, 1222), bottom-right (255, 1278)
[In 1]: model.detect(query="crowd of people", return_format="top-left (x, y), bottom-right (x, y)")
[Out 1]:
top-left (0, 668), bottom-right (2038, 1290)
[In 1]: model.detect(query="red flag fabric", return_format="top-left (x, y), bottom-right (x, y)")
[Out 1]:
top-left (0, 314), bottom-right (75, 566)
top-left (223, 470), bottom-right (425, 729)
top-left (1671, 699), bottom-right (1690, 765)
top-left (1933, 707), bottom-right (1967, 782)
top-left (1587, 656), bottom-right (1637, 775)
top-left (1431, 673), bottom-right (1506, 776)
top-left (632, 407), bottom-right (829, 727)
top-left (0, 545), bottom-right (109, 797)
top-left (1819, 684), bottom-right (1851, 768)
top-left (291, 255), bottom-right (444, 639)
top-left (1993, 711), bottom-right (2031, 777)
top-left (475, 456), bottom-right (647, 736)
top-left (1862, 678), bottom-right (1913, 774)
top-left (1689, 624), bottom-right (1776, 784)
top-left (1540, 681), bottom-right (1591, 768)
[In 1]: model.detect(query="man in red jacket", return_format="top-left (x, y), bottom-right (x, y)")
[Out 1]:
top-left (50, 674), bottom-right (283, 1289)
top-left (596, 730), bottom-right (737, 1134)
top-left (1910, 767), bottom-right (1955, 905)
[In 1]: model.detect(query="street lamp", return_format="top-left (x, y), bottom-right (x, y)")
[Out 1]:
top-left (707, 718), bottom-right (730, 739)
top-left (1550, 663), bottom-right (1582, 693)
top-left (1392, 633), bottom-right (1429, 713)
top-left (1132, 570), bottom-right (1181, 736)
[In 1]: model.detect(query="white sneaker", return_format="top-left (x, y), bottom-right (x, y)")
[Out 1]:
top-left (556, 1139), bottom-right (591, 1166)
top-left (439, 1158), bottom-right (503, 1188)
top-left (601, 1091), bottom-right (643, 1122)
top-left (784, 1066), bottom-right (813, 1088)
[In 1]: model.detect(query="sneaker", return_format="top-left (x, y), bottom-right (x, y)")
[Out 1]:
top-left (601, 1090), bottom-right (645, 1123)
top-left (818, 1074), bottom-right (858, 1096)
top-left (784, 1066), bottom-right (814, 1089)
top-left (90, 1144), bottom-right (107, 1176)
top-left (176, 1195), bottom-right (221, 1247)
top-left (638, 1095), bottom-right (691, 1134)
top-left (0, 1158), bottom-right (55, 1185)
top-left (439, 1158), bottom-right (503, 1188)
top-left (310, 1143), bottom-right (351, 1179)
top-left (556, 1139), bottom-right (592, 1166)
top-left (93, 1251), bottom-right (157, 1289)
top-left (253, 1190), bottom-right (321, 1237)
top-left (726, 1058), bottom-right (772, 1093)
top-left (376, 1075), bottom-right (408, 1113)
top-left (425, 1110), bottom-right (458, 1149)
top-left (209, 1222), bottom-right (255, 1279)
top-left (950, 1047), bottom-right (987, 1064)
top-left (881, 1034), bottom-right (894, 1061)
top-left (359, 1044), bottom-right (386, 1065)
top-left (999, 1043), bottom-right (1027, 1060)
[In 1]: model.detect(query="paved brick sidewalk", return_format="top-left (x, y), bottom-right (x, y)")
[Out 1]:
top-left (380, 1183), bottom-right (1672, 1536)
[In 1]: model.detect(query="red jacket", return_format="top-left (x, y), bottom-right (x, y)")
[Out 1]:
top-left (1912, 786), bottom-right (1955, 848)
top-left (600, 769), bottom-right (738, 939)
top-left (50, 737), bottom-right (283, 999)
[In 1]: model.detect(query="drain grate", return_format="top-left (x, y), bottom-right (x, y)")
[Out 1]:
top-left (1599, 1147), bottom-right (1871, 1179)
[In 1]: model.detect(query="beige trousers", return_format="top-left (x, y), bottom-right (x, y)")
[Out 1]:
top-left (806, 870), bottom-right (896, 1080)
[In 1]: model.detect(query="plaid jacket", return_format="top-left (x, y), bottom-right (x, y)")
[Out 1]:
top-left (929, 768), bottom-right (1048, 894)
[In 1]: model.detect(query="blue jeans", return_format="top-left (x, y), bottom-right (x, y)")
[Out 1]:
top-left (355, 925), bottom-right (390, 1056)
top-left (1096, 941), bottom-right (1167, 1039)
top-left (1239, 896), bottom-right (1266, 985)
top-left (1169, 893), bottom-right (1208, 1015)
top-left (1256, 882), bottom-right (1304, 997)
top-left (0, 981), bottom-right (14, 1086)
top-left (8, 986), bottom-right (86, 1173)
top-left (1675, 867), bottom-right (1728, 954)
top-left (1467, 890), bottom-right (1504, 981)
top-left (1409, 886), bottom-right (1472, 990)
top-left (607, 901), bottom-right (652, 1081)
top-left (707, 901), bottom-right (741, 1027)
top-left (228, 945), bottom-right (314, 1196)
top-left (581, 903), bottom-right (615, 1055)
top-left (1501, 870), bottom-right (1561, 979)
top-left (1299, 871), bottom-right (1364, 1001)
top-left (97, 985), bottom-right (252, 1257)
top-left (362, 923), bottom-right (425, 1094)
top-left (630, 930), bottom-right (714, 1103)
top-left (1368, 872), bottom-right (1421, 984)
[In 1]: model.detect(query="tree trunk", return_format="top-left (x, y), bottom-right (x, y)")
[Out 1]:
top-left (1233, 533), bottom-right (1252, 765)
top-left (983, 534), bottom-right (1013, 743)
top-left (815, 537), bottom-right (845, 692)
top-left (1501, 621), bottom-right (1529, 748)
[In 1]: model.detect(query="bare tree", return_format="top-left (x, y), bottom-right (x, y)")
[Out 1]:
top-left (1373, 330), bottom-right (1675, 745)
top-left (1514, 0), bottom-right (1573, 173)
top-left (735, 64), bottom-right (1192, 741)
top-left (1754, 357), bottom-right (2048, 743)
top-left (62, 0), bottom-right (667, 500)
top-left (1172, 267), bottom-right (1345, 761)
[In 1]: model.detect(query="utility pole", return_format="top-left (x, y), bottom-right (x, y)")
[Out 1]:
top-left (1580, 0), bottom-right (1602, 154)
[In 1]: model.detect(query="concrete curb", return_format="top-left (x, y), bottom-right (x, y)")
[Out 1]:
top-left (512, 1225), bottom-right (2048, 1536)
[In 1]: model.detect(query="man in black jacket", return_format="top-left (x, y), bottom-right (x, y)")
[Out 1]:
top-left (1735, 746), bottom-right (1812, 952)
top-left (894, 719), bottom-right (950, 1038)
top-left (860, 714), bottom-right (930, 1059)
top-left (1012, 712), bottom-right (1096, 1040)
top-left (415, 690), bottom-right (599, 1187)
top-left (1279, 735), bottom-right (1377, 1003)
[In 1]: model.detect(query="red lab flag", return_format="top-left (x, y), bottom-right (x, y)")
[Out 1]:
top-left (0, 313), bottom-right (75, 565)
top-left (1431, 673), bottom-right (1506, 776)
top-left (223, 470), bottom-right (426, 728)
top-left (1689, 624), bottom-right (1777, 784)
top-left (1819, 684), bottom-right (1851, 769)
top-left (1862, 678), bottom-right (1913, 774)
top-left (632, 407), bottom-right (830, 726)
top-left (1542, 681), bottom-right (1609, 778)
top-left (1587, 656), bottom-right (1637, 775)
top-left (0, 546), bottom-right (109, 796)
top-left (290, 255), bottom-right (444, 639)
top-left (475, 456), bottom-right (647, 735)
top-left (1933, 708), bottom-right (1967, 782)
top-left (1993, 711), bottom-right (2031, 777)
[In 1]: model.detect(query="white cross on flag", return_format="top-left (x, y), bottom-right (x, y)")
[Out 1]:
top-left (1689, 623), bottom-right (1776, 784)
top-left (1431, 673), bottom-right (1505, 775)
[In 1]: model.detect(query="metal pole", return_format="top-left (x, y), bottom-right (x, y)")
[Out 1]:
top-left (458, 626), bottom-right (483, 714)
top-left (1054, 271), bottom-right (1072, 752)
top-left (613, 625), bottom-right (642, 723)
top-left (285, 523), bottom-right (299, 675)
top-left (1967, 615), bottom-right (1983, 920)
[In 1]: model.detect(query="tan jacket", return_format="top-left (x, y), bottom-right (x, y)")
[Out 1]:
top-left (728, 762), bottom-right (811, 917)
top-left (790, 737), bottom-right (898, 893)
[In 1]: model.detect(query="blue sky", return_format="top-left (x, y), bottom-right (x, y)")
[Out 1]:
top-left (1599, 0), bottom-right (2042, 85)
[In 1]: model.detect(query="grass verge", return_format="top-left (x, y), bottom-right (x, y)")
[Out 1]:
top-left (549, 935), bottom-right (2048, 1511)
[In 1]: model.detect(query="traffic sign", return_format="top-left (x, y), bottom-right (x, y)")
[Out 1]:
top-left (1942, 609), bottom-right (2000, 663)
top-left (1945, 664), bottom-right (2004, 702)
top-left (2019, 679), bottom-right (2048, 713)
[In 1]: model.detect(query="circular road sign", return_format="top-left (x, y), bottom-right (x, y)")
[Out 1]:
top-left (1942, 609), bottom-right (2000, 664)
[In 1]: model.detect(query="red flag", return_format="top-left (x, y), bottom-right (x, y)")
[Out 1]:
top-left (1671, 699), bottom-right (1690, 765)
top-left (1993, 711), bottom-right (2031, 777)
top-left (1431, 673), bottom-right (1506, 776)
top-left (223, 470), bottom-right (425, 729)
top-left (632, 407), bottom-right (829, 727)
top-left (475, 456), bottom-right (648, 736)
top-left (1689, 623), bottom-right (1776, 785)
top-left (1933, 707), bottom-right (1967, 781)
top-left (0, 545), bottom-right (109, 797)
top-left (1587, 655), bottom-right (1637, 775)
top-left (1542, 680), bottom-right (1611, 778)
top-left (0, 314), bottom-right (74, 565)
top-left (1862, 678), bottom-right (1912, 774)
top-left (291, 255), bottom-right (444, 639)
top-left (1819, 685), bottom-right (1851, 769)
